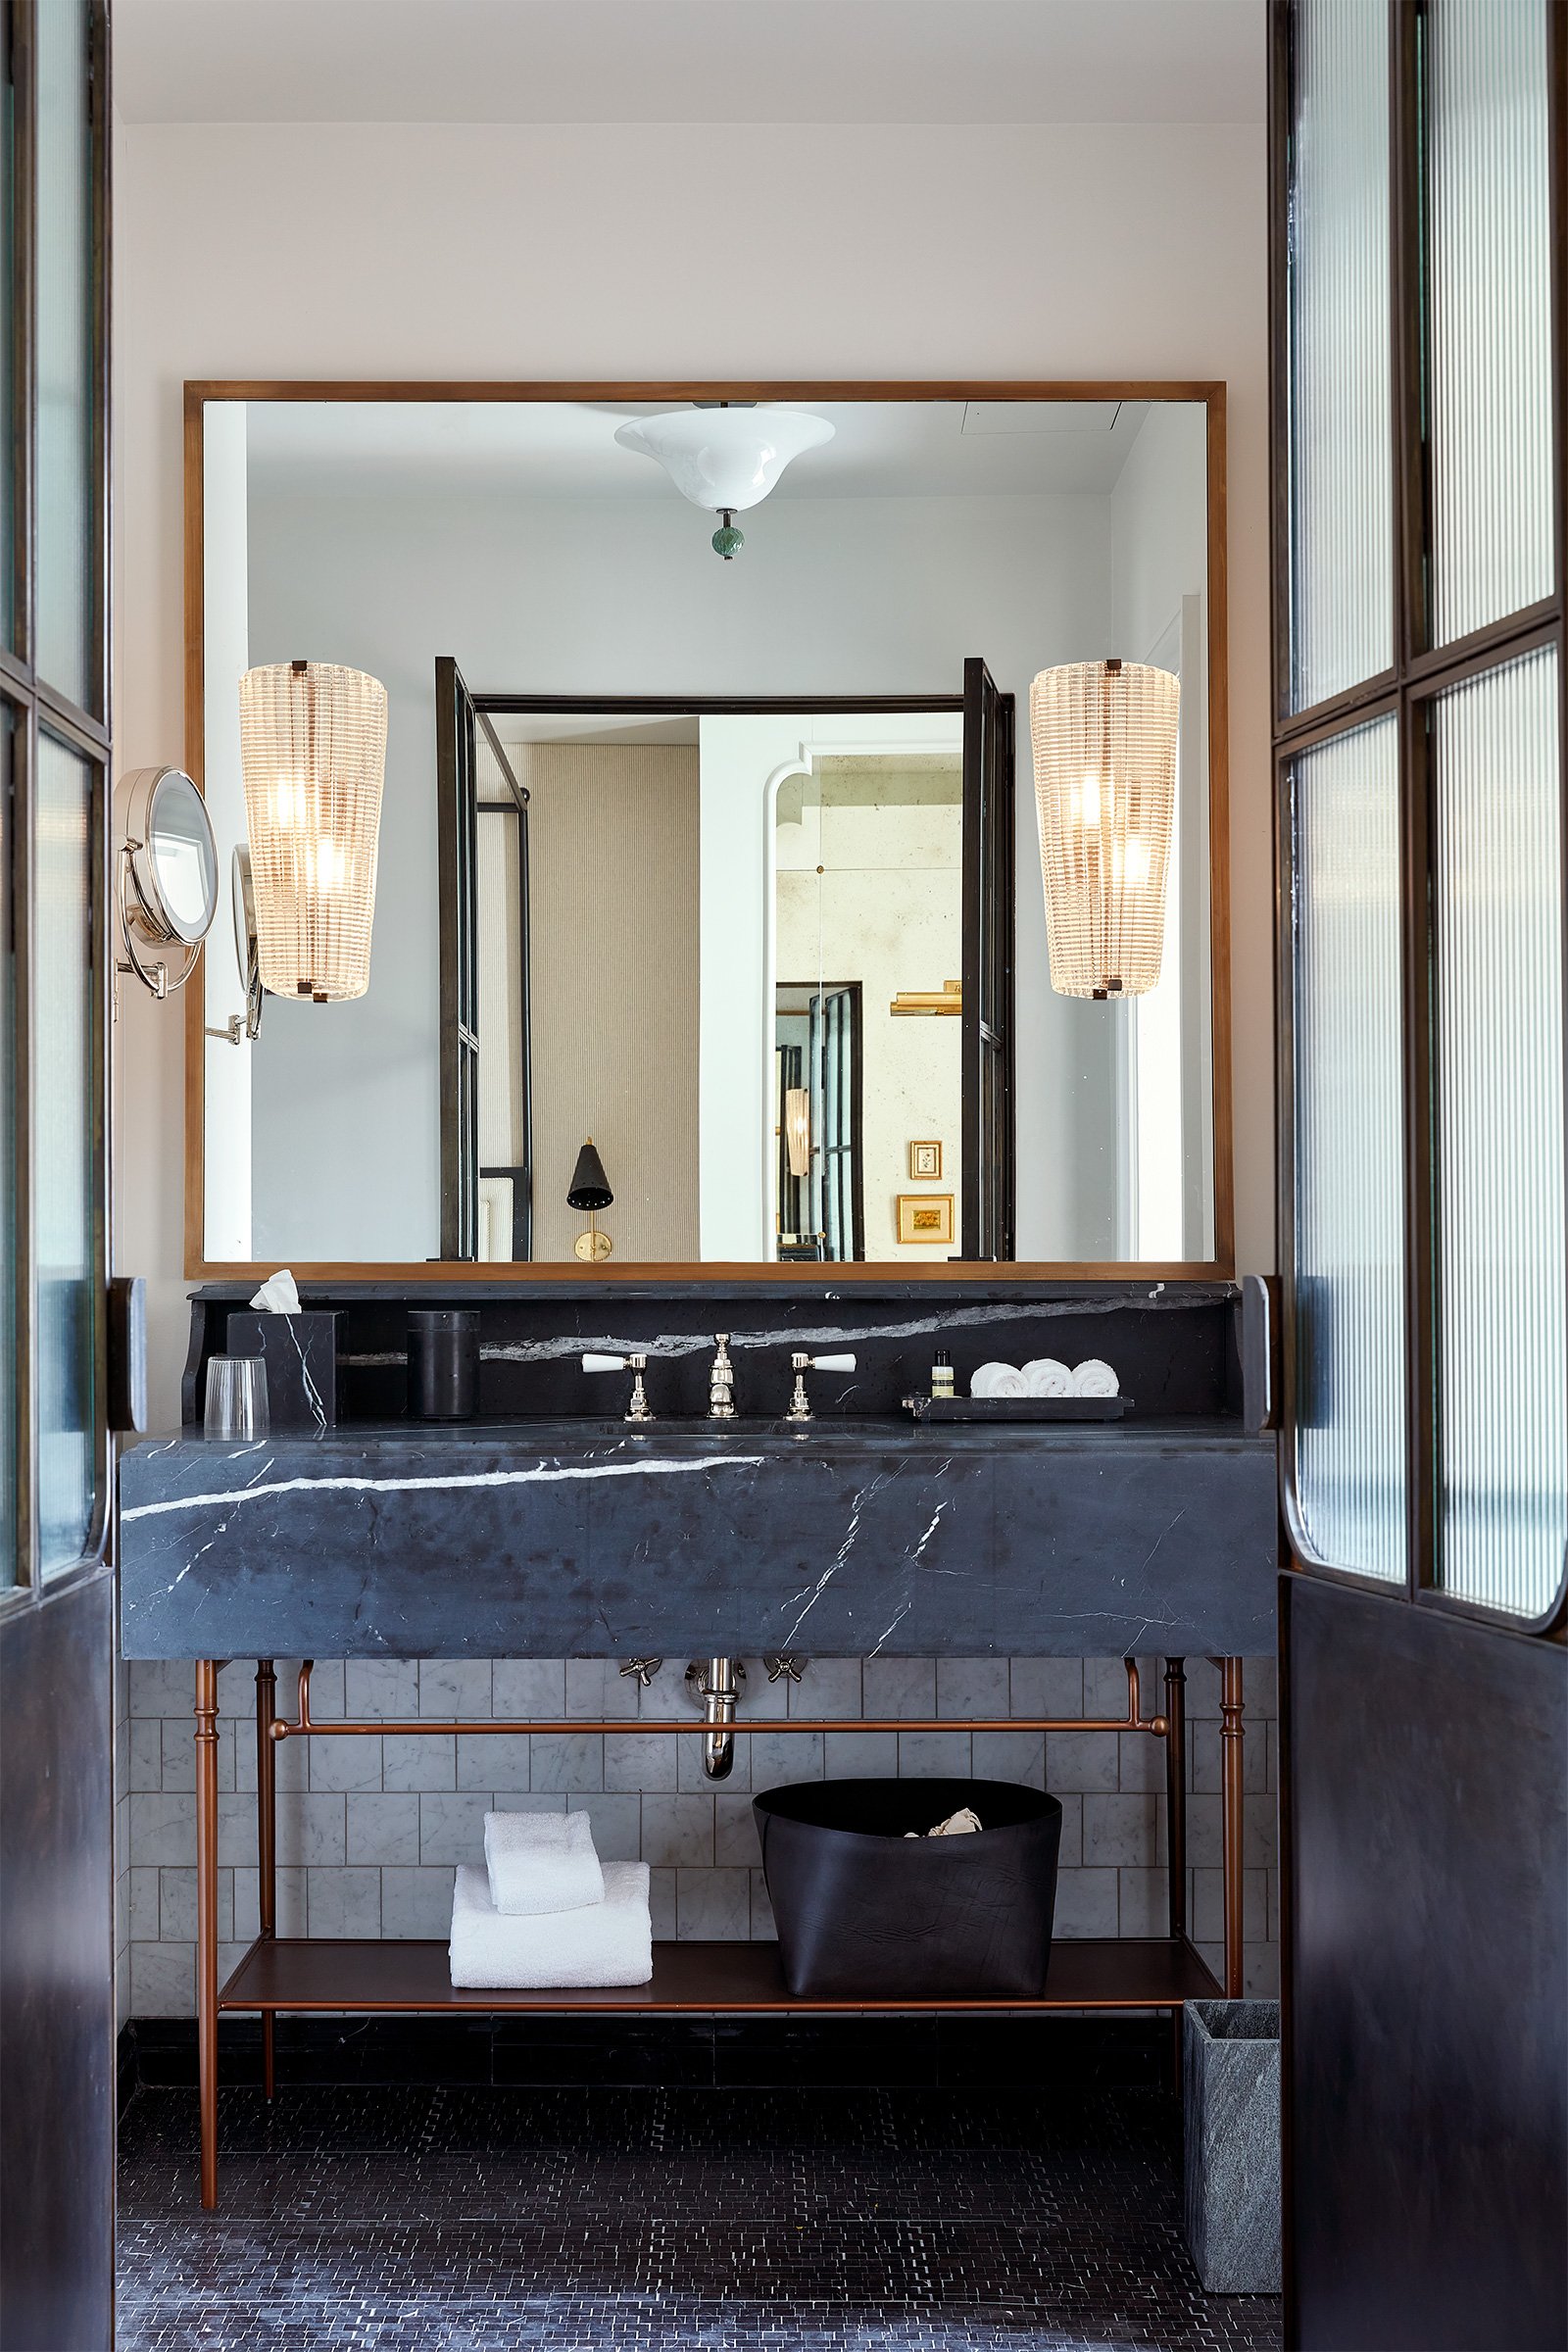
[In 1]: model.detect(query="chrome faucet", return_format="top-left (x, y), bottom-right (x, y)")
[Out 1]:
top-left (582, 1350), bottom-right (654, 1422)
top-left (784, 1349), bottom-right (857, 1422)
top-left (708, 1335), bottom-right (737, 1418)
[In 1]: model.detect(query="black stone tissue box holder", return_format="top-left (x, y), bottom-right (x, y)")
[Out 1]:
top-left (223, 1310), bottom-right (341, 1434)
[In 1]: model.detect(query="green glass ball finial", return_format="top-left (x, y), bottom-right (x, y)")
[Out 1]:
top-left (712, 510), bottom-right (744, 561)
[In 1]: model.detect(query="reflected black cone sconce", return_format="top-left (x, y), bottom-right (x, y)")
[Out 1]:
top-left (567, 1138), bottom-right (614, 1262)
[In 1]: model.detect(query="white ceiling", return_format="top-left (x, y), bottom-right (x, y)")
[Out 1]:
top-left (242, 395), bottom-right (1164, 499)
top-left (113, 0), bottom-right (1265, 128)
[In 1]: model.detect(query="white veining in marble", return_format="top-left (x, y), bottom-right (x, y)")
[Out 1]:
top-left (122, 1453), bottom-right (768, 1524)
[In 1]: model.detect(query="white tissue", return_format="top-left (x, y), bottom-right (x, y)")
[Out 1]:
top-left (904, 1806), bottom-right (984, 1839)
top-left (249, 1270), bottom-right (301, 1316)
top-left (1071, 1358), bottom-right (1119, 1397)
top-left (1021, 1358), bottom-right (1072, 1398)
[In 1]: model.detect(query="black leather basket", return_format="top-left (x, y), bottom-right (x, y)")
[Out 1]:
top-left (754, 1777), bottom-right (1062, 2000)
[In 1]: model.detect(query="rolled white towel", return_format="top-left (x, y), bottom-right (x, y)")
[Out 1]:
top-left (450, 1861), bottom-right (653, 1988)
top-left (484, 1807), bottom-right (605, 1917)
top-left (1071, 1358), bottom-right (1120, 1398)
top-left (971, 1361), bottom-right (1027, 1398)
top-left (1021, 1357), bottom-right (1072, 1398)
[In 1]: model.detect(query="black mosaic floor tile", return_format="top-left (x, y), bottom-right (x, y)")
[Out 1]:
top-left (117, 2080), bottom-right (1282, 2352)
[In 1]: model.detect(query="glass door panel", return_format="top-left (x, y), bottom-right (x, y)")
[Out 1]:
top-left (35, 0), bottom-right (97, 713)
top-left (1426, 0), bottom-right (1553, 648)
top-left (34, 729), bottom-right (96, 1574)
top-left (1286, 0), bottom-right (1393, 710)
top-left (1291, 713), bottom-right (1406, 1580)
top-left (1431, 647), bottom-right (1566, 1616)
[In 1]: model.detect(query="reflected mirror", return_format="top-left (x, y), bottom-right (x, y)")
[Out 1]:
top-left (191, 388), bottom-right (1226, 1272)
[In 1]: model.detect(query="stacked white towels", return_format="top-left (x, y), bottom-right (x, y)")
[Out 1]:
top-left (969, 1357), bottom-right (1120, 1399)
top-left (484, 1808), bottom-right (605, 1915)
top-left (450, 1862), bottom-right (654, 1989)
top-left (448, 1809), bottom-right (653, 1988)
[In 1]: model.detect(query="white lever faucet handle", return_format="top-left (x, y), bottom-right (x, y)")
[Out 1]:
top-left (811, 1352), bottom-right (857, 1373)
top-left (582, 1352), bottom-right (627, 1372)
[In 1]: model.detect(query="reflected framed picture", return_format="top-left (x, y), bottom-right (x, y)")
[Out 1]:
top-left (897, 1193), bottom-right (955, 1246)
top-left (908, 1140), bottom-right (943, 1180)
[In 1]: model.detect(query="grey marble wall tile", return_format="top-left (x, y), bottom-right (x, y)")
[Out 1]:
top-left (641, 1795), bottom-right (713, 1869)
top-left (1118, 1730), bottom-right (1168, 1791)
top-left (455, 1733), bottom-right (532, 1793)
top-left (1245, 1794), bottom-right (1278, 1868)
top-left (529, 1733), bottom-right (604, 1793)
top-left (1045, 1730), bottom-right (1120, 1793)
top-left (713, 1793), bottom-right (761, 1871)
top-left (382, 1735), bottom-right (456, 1792)
top-left (217, 1789), bottom-right (267, 1868)
top-left (971, 1730), bottom-right (1045, 1788)
top-left (793, 1659), bottom-right (860, 1719)
top-left (1186, 1797), bottom-right (1222, 1869)
top-left (937, 1657), bottom-right (1009, 1718)
top-left (419, 1660), bottom-right (493, 1719)
top-left (344, 1659), bottom-right (419, 1719)
top-left (1191, 1719), bottom-right (1268, 1794)
top-left (492, 1659), bottom-right (566, 1719)
top-left (1083, 1658), bottom-right (1140, 1717)
top-left (308, 1866), bottom-right (382, 1936)
top-left (1247, 1943), bottom-right (1280, 1997)
top-left (1083, 1793), bottom-right (1164, 1869)
top-left (129, 1661), bottom-right (190, 1718)
top-left (566, 1792), bottom-right (642, 1864)
top-left (417, 1791), bottom-right (491, 1864)
top-left (302, 1662), bottom-right (346, 1719)
top-left (159, 1717), bottom-right (233, 1794)
top-left (736, 1660), bottom-right (790, 1720)
top-left (1117, 1868), bottom-right (1171, 1936)
top-left (216, 1659), bottom-right (260, 1716)
top-left (1009, 1658), bottom-right (1085, 1720)
top-left (236, 1727), bottom-right (308, 1793)
top-left (898, 1730), bottom-right (972, 1779)
top-left (274, 1792), bottom-right (348, 1869)
top-left (604, 1731), bottom-right (676, 1793)
top-left (309, 1736), bottom-right (383, 1794)
top-left (825, 1730), bottom-right (898, 1779)
top-left (1190, 1865), bottom-right (1269, 1945)
top-left (346, 1793), bottom-right (420, 1866)
top-left (128, 1718), bottom-right (164, 1792)
top-left (648, 1867), bottom-right (676, 1939)
top-left (677, 1867), bottom-right (751, 1940)
top-left (678, 1731), bottom-right (748, 1793)
top-left (1184, 1659), bottom-right (1222, 1720)
top-left (1052, 1869), bottom-right (1119, 1938)
top-left (750, 1868), bottom-right (776, 1939)
top-left (129, 1792), bottom-right (195, 1866)
top-left (381, 1866), bottom-right (457, 1938)
top-left (749, 1728), bottom-right (822, 1787)
top-left (862, 1657), bottom-right (935, 1719)
top-left (564, 1659), bottom-right (639, 1720)
top-left (159, 1867), bottom-right (232, 1945)
top-left (128, 1867), bottom-right (161, 1944)
top-left (131, 1940), bottom-right (192, 2019)
top-left (490, 1793), bottom-right (566, 1819)
top-left (233, 1866), bottom-right (306, 1939)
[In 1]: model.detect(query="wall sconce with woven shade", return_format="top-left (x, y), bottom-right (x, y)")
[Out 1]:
top-left (1029, 659), bottom-right (1179, 1000)
top-left (783, 1086), bottom-right (812, 1179)
top-left (238, 660), bottom-right (388, 1003)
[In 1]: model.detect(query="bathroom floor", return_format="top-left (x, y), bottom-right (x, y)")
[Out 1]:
top-left (116, 2025), bottom-right (1282, 2351)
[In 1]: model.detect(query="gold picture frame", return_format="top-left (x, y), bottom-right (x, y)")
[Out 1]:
top-left (908, 1141), bottom-right (943, 1180)
top-left (897, 1193), bottom-right (955, 1246)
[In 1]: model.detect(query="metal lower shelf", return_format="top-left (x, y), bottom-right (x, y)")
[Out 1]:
top-left (219, 1935), bottom-right (1223, 2016)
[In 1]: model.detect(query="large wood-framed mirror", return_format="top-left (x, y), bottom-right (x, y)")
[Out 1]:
top-left (183, 380), bottom-right (1231, 1281)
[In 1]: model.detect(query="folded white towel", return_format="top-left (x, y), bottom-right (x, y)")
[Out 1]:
top-left (1071, 1358), bottom-right (1120, 1397)
top-left (483, 1808), bottom-right (605, 1916)
top-left (971, 1361), bottom-right (1028, 1398)
top-left (1021, 1357), bottom-right (1072, 1397)
top-left (449, 1861), bottom-right (653, 1988)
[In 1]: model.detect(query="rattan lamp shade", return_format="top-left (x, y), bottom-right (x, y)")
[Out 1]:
top-left (238, 661), bottom-right (388, 1002)
top-left (1029, 660), bottom-right (1179, 1000)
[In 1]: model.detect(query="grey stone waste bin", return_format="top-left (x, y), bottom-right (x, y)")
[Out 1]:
top-left (1183, 1998), bottom-right (1282, 2294)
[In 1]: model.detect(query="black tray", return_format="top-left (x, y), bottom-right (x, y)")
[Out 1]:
top-left (903, 1394), bottom-right (1133, 1423)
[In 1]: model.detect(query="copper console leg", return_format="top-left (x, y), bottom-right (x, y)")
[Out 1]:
top-left (1219, 1657), bottom-right (1246, 1997)
top-left (1163, 1657), bottom-right (1188, 2092)
top-left (256, 1660), bottom-right (277, 2099)
top-left (195, 1659), bottom-right (221, 2209)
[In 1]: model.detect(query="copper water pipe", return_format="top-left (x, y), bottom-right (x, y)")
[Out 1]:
top-left (1219, 1657), bottom-right (1246, 1997)
top-left (195, 1661), bottom-right (221, 2211)
top-left (255, 1661), bottom-right (277, 2100)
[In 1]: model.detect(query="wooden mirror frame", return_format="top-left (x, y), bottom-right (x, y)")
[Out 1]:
top-left (182, 377), bottom-right (1233, 1285)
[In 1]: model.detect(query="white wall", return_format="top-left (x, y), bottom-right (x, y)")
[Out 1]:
top-left (114, 121), bottom-right (1270, 1424)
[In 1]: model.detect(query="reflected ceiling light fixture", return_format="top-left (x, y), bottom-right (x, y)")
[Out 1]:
top-left (613, 401), bottom-right (835, 560)
top-left (238, 660), bottom-right (388, 1004)
top-left (1029, 659), bottom-right (1179, 1001)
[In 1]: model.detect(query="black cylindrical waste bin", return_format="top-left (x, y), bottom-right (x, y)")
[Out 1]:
top-left (754, 1778), bottom-right (1062, 2000)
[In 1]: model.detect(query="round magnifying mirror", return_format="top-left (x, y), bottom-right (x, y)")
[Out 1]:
top-left (116, 765), bottom-right (220, 947)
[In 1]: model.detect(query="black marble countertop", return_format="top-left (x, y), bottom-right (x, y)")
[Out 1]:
top-left (119, 1415), bottom-right (1279, 1664)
